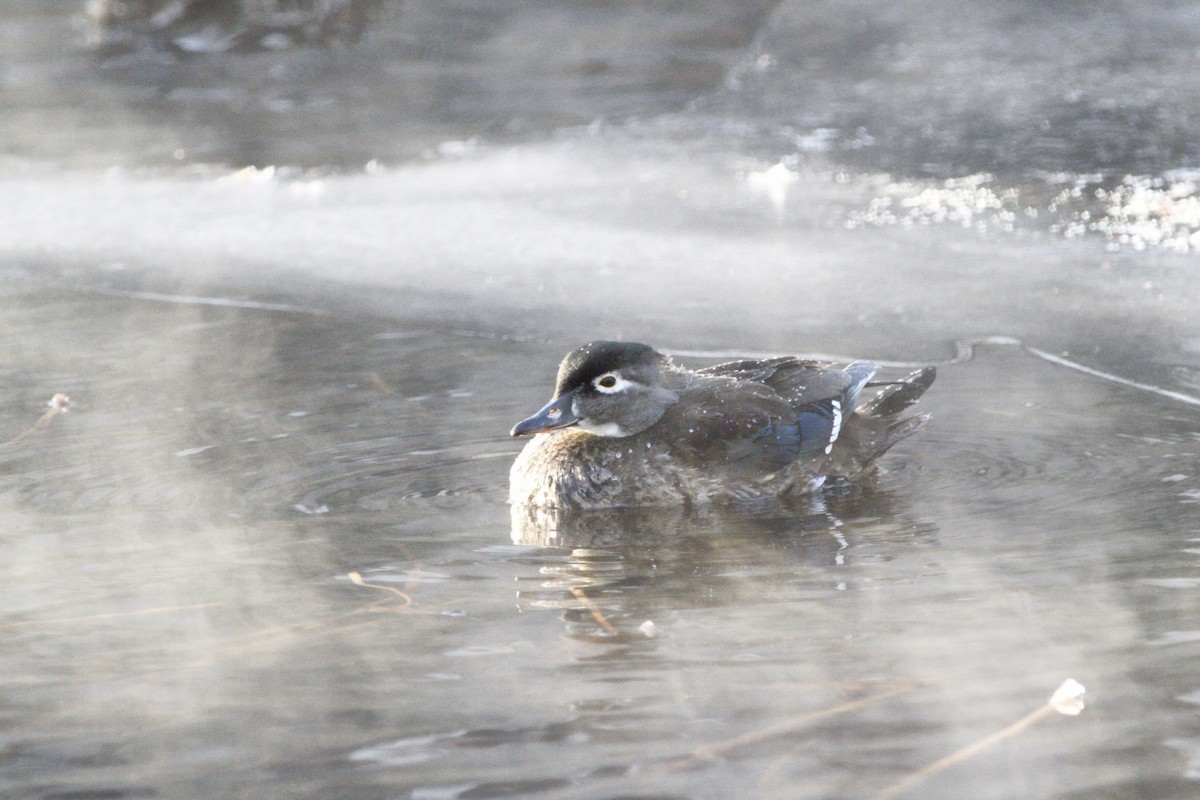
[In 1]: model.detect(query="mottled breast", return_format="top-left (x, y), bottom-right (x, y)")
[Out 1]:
top-left (510, 429), bottom-right (735, 509)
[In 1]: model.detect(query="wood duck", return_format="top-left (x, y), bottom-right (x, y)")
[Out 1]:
top-left (509, 341), bottom-right (935, 509)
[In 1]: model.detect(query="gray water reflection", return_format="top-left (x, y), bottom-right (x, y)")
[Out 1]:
top-left (2, 285), bottom-right (1199, 799)
top-left (11, 2), bottom-right (1200, 177)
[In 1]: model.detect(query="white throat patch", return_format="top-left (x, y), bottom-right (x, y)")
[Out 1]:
top-left (575, 419), bottom-right (632, 437)
top-left (571, 396), bottom-right (631, 437)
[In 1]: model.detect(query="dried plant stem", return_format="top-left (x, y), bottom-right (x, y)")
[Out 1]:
top-left (873, 680), bottom-right (1086, 800)
top-left (1, 393), bottom-right (70, 449)
top-left (665, 683), bottom-right (916, 771)
top-left (364, 371), bottom-right (395, 395)
top-left (0, 602), bottom-right (220, 630)
top-left (348, 571), bottom-right (414, 607)
top-left (569, 586), bottom-right (619, 636)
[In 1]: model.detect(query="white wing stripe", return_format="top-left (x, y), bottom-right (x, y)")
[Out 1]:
top-left (825, 399), bottom-right (843, 454)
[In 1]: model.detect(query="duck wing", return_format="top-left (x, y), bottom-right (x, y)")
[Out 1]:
top-left (696, 357), bottom-right (873, 408)
top-left (668, 360), bottom-right (878, 473)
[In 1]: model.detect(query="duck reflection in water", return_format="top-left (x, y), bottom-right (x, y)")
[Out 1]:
top-left (509, 478), bottom-right (911, 548)
top-left (510, 483), bottom-right (932, 647)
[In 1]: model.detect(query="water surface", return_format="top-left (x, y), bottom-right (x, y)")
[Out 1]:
top-left (4, 3), bottom-right (1200, 798)
top-left (3, 284), bottom-right (1199, 799)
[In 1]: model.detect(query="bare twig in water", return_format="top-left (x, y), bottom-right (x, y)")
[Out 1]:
top-left (1, 393), bottom-right (70, 449)
top-left (569, 586), bottom-right (620, 636)
top-left (0, 601), bottom-right (221, 630)
top-left (364, 371), bottom-right (395, 395)
top-left (873, 679), bottom-right (1087, 800)
top-left (664, 683), bottom-right (917, 771)
top-left (348, 571), bottom-right (414, 608)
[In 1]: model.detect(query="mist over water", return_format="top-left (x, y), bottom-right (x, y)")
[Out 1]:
top-left (3, 3), bottom-right (1200, 799)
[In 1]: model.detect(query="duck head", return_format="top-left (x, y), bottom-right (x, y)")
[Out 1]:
top-left (511, 341), bottom-right (679, 438)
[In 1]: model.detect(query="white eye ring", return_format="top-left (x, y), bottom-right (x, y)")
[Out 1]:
top-left (592, 373), bottom-right (632, 394)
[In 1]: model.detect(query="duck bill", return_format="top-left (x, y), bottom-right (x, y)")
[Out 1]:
top-left (511, 391), bottom-right (580, 437)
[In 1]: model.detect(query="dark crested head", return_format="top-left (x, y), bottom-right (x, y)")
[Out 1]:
top-left (511, 341), bottom-right (678, 438)
top-left (554, 341), bottom-right (662, 395)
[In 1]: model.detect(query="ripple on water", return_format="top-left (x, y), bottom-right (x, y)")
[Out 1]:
top-left (908, 345), bottom-right (1200, 527)
top-left (284, 446), bottom-right (510, 513)
top-left (0, 291), bottom-right (525, 526)
top-left (3, 461), bottom-right (212, 515)
top-left (349, 730), bottom-right (469, 766)
top-left (906, 428), bottom-right (1169, 511)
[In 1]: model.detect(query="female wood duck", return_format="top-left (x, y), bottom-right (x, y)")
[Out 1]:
top-left (509, 341), bottom-right (935, 509)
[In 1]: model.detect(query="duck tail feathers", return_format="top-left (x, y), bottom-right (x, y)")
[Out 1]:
top-left (835, 365), bottom-right (935, 475)
top-left (858, 366), bottom-right (936, 418)
top-left (873, 412), bottom-right (931, 461)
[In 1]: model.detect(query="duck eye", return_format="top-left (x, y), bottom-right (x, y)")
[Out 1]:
top-left (597, 375), bottom-right (618, 389)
